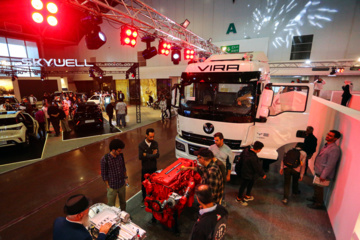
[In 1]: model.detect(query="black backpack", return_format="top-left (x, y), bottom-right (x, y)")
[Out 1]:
top-left (235, 148), bottom-right (248, 176)
top-left (283, 148), bottom-right (301, 168)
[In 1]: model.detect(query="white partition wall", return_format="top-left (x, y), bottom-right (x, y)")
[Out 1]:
top-left (307, 97), bottom-right (360, 240)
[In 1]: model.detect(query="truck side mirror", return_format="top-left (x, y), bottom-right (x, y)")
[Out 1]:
top-left (259, 88), bottom-right (273, 119)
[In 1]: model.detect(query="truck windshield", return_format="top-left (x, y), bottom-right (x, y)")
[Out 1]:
top-left (179, 72), bottom-right (259, 123)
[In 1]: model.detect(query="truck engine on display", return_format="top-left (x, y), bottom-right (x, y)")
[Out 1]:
top-left (172, 52), bottom-right (314, 170)
top-left (88, 203), bottom-right (146, 240)
top-left (142, 158), bottom-right (202, 228)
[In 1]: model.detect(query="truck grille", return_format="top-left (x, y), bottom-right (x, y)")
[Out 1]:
top-left (182, 131), bottom-right (242, 150)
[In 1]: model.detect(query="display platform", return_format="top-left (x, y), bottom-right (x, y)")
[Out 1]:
top-left (0, 137), bottom-right (45, 165)
top-left (63, 119), bottom-right (121, 141)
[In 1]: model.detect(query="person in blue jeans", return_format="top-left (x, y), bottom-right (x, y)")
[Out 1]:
top-left (115, 99), bottom-right (127, 128)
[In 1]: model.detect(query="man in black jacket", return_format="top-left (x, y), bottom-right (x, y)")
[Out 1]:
top-left (303, 126), bottom-right (317, 174)
top-left (139, 128), bottom-right (160, 202)
top-left (189, 184), bottom-right (228, 240)
top-left (236, 141), bottom-right (266, 206)
top-left (105, 102), bottom-right (115, 127)
top-left (48, 102), bottom-right (61, 136)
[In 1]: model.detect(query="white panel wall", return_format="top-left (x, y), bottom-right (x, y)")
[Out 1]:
top-left (307, 97), bottom-right (360, 240)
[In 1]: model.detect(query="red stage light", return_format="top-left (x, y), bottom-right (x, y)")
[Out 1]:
top-left (184, 48), bottom-right (195, 60)
top-left (47, 16), bottom-right (58, 26)
top-left (32, 12), bottom-right (44, 23)
top-left (158, 40), bottom-right (171, 56)
top-left (46, 2), bottom-right (58, 14)
top-left (31, 0), bottom-right (58, 27)
top-left (121, 26), bottom-right (138, 47)
top-left (31, 0), bottom-right (43, 10)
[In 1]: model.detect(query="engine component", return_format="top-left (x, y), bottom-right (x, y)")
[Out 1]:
top-left (88, 203), bottom-right (146, 239)
top-left (142, 158), bottom-right (202, 228)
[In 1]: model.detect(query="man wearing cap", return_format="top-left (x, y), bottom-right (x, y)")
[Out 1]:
top-left (53, 194), bottom-right (112, 240)
top-left (181, 148), bottom-right (224, 204)
top-left (101, 139), bottom-right (128, 211)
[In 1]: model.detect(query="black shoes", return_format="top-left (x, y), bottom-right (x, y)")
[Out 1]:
top-left (292, 190), bottom-right (301, 196)
top-left (307, 203), bottom-right (326, 210)
top-left (306, 197), bottom-right (316, 202)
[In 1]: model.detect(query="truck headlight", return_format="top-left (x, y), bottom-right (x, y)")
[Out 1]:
top-left (175, 141), bottom-right (185, 152)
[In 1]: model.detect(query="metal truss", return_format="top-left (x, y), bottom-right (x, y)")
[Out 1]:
top-left (66, 0), bottom-right (221, 55)
top-left (269, 60), bottom-right (359, 68)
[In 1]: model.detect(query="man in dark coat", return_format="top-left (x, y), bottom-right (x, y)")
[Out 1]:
top-left (236, 141), bottom-right (266, 206)
top-left (48, 102), bottom-right (61, 136)
top-left (189, 184), bottom-right (228, 240)
top-left (303, 126), bottom-right (317, 174)
top-left (105, 102), bottom-right (115, 127)
top-left (139, 128), bottom-right (159, 202)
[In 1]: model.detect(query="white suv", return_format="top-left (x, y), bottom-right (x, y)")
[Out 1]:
top-left (0, 111), bottom-right (39, 147)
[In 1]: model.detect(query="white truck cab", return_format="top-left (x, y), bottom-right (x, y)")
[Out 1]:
top-left (172, 52), bottom-right (313, 173)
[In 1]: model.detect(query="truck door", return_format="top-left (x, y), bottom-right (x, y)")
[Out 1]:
top-left (254, 83), bottom-right (313, 160)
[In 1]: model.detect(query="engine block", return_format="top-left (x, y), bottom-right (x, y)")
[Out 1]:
top-left (142, 158), bottom-right (201, 228)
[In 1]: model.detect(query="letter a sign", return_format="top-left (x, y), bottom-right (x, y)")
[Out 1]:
top-left (226, 23), bottom-right (237, 34)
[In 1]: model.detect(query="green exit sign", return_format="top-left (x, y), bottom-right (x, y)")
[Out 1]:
top-left (220, 45), bottom-right (239, 53)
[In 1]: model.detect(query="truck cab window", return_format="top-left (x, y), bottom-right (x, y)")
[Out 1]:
top-left (269, 86), bottom-right (309, 115)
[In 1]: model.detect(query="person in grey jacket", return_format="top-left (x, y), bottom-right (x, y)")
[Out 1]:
top-left (307, 130), bottom-right (341, 210)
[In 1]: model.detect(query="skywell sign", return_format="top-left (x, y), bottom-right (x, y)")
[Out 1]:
top-left (17, 58), bottom-right (94, 67)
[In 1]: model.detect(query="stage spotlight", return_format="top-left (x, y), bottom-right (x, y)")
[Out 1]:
top-left (180, 19), bottom-right (190, 28)
top-left (126, 63), bottom-right (139, 79)
top-left (89, 67), bottom-right (95, 78)
top-left (121, 26), bottom-right (138, 47)
top-left (31, 0), bottom-right (43, 10)
top-left (41, 71), bottom-right (46, 81)
top-left (31, 0), bottom-right (58, 27)
top-left (329, 67), bottom-right (337, 75)
top-left (141, 35), bottom-right (157, 60)
top-left (171, 48), bottom-right (181, 65)
top-left (184, 48), bottom-right (195, 60)
top-left (11, 74), bottom-right (18, 82)
top-left (337, 68), bottom-right (344, 73)
top-left (158, 40), bottom-right (171, 56)
top-left (142, 47), bottom-right (157, 60)
top-left (85, 25), bottom-right (106, 50)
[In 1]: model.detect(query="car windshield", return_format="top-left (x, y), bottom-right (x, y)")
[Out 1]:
top-left (90, 96), bottom-right (100, 100)
top-left (77, 105), bottom-right (98, 112)
top-left (0, 118), bottom-right (17, 126)
top-left (0, 97), bottom-right (19, 104)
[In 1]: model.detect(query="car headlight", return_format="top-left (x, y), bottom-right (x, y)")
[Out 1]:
top-left (175, 141), bottom-right (185, 152)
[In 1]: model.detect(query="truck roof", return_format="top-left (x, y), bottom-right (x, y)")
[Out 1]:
top-left (206, 52), bottom-right (268, 63)
top-left (184, 52), bottom-right (270, 74)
